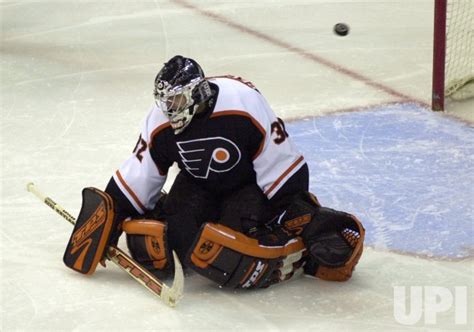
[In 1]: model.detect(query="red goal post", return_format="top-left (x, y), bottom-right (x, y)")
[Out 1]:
top-left (432, 0), bottom-right (474, 111)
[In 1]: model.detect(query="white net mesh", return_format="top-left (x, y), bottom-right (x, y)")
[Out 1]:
top-left (445, 0), bottom-right (474, 98)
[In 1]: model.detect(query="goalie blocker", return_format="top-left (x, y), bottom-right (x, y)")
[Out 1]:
top-left (63, 188), bottom-right (117, 274)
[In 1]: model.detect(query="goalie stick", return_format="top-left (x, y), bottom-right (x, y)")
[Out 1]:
top-left (26, 182), bottom-right (184, 307)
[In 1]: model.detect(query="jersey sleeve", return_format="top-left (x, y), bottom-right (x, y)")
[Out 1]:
top-left (112, 107), bottom-right (169, 214)
top-left (249, 94), bottom-right (307, 200)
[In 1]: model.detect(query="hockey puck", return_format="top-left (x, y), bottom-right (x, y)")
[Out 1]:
top-left (334, 23), bottom-right (349, 36)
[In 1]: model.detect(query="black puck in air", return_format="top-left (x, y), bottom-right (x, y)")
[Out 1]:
top-left (334, 23), bottom-right (350, 36)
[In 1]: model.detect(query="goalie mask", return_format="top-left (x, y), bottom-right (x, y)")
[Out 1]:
top-left (153, 55), bottom-right (212, 134)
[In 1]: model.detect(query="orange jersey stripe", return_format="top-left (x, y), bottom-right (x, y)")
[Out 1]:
top-left (115, 170), bottom-right (146, 212)
top-left (149, 122), bottom-right (171, 149)
top-left (264, 156), bottom-right (304, 196)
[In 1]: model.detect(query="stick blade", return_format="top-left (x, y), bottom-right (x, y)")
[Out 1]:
top-left (162, 251), bottom-right (184, 307)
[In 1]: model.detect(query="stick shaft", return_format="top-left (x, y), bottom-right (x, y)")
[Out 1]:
top-left (27, 182), bottom-right (76, 225)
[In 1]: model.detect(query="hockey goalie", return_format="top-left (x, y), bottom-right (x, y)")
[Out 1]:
top-left (64, 55), bottom-right (365, 289)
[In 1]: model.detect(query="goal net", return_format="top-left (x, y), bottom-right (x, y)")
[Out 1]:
top-left (432, 0), bottom-right (474, 110)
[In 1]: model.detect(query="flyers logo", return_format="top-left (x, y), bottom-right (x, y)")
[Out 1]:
top-left (177, 137), bottom-right (241, 178)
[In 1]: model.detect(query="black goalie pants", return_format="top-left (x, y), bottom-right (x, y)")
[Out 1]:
top-left (151, 172), bottom-right (273, 263)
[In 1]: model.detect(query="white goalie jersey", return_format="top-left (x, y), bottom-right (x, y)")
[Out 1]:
top-left (110, 76), bottom-right (307, 215)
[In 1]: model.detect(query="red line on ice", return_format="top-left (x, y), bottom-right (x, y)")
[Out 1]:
top-left (174, 0), bottom-right (429, 108)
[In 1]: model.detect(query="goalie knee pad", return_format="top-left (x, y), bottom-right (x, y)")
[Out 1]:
top-left (123, 219), bottom-right (172, 278)
top-left (186, 223), bottom-right (306, 289)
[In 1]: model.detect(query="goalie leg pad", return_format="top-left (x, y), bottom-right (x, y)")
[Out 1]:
top-left (123, 219), bottom-right (172, 278)
top-left (186, 223), bottom-right (306, 289)
top-left (63, 187), bottom-right (115, 275)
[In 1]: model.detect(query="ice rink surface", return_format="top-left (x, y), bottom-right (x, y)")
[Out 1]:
top-left (1, 1), bottom-right (473, 331)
